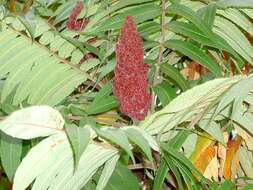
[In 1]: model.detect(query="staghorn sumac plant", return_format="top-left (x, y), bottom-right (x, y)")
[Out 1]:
top-left (0, 0), bottom-right (252, 190)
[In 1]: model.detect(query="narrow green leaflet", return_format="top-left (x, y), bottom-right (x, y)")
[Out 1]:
top-left (168, 130), bottom-right (191, 150)
top-left (85, 0), bottom-right (154, 31)
top-left (160, 63), bottom-right (190, 91)
top-left (167, 4), bottom-right (211, 36)
top-left (95, 154), bottom-right (120, 190)
top-left (16, 12), bottom-right (36, 40)
top-left (152, 160), bottom-right (169, 190)
top-left (214, 16), bottom-right (253, 64)
top-left (198, 4), bottom-right (217, 28)
top-left (94, 127), bottom-right (134, 161)
top-left (0, 133), bottom-right (22, 181)
top-left (90, 3), bottom-right (160, 33)
top-left (153, 81), bottom-right (176, 107)
top-left (92, 81), bottom-right (113, 104)
top-left (86, 96), bottom-right (119, 115)
top-left (161, 144), bottom-right (206, 182)
top-left (0, 106), bottom-right (64, 139)
top-left (216, 0), bottom-right (253, 8)
top-left (165, 40), bottom-right (221, 76)
top-left (85, 80), bottom-right (115, 114)
top-left (217, 9), bottom-right (253, 36)
top-left (164, 156), bottom-right (184, 190)
top-left (168, 21), bottom-right (219, 49)
top-left (167, 3), bottom-right (244, 66)
top-left (54, 1), bottom-right (78, 24)
top-left (65, 124), bottom-right (91, 169)
top-left (123, 127), bottom-right (153, 161)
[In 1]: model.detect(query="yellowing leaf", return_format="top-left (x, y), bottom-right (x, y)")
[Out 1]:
top-left (190, 134), bottom-right (215, 174)
top-left (95, 110), bottom-right (119, 125)
top-left (223, 136), bottom-right (242, 180)
top-left (194, 146), bottom-right (216, 174)
top-left (190, 134), bottom-right (213, 163)
top-left (203, 146), bottom-right (218, 181)
top-left (218, 132), bottom-right (229, 179)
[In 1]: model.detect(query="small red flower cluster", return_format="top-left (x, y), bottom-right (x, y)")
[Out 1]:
top-left (113, 16), bottom-right (151, 121)
top-left (67, 1), bottom-right (89, 31)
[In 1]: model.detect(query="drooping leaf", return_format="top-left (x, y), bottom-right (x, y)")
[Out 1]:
top-left (93, 127), bottom-right (134, 161)
top-left (165, 40), bottom-right (221, 76)
top-left (239, 146), bottom-right (253, 178)
top-left (153, 81), bottom-right (176, 107)
top-left (223, 136), bottom-right (242, 179)
top-left (161, 143), bottom-right (206, 182)
top-left (0, 132), bottom-right (22, 181)
top-left (160, 63), bottom-right (190, 91)
top-left (198, 4), bottom-right (217, 28)
top-left (123, 127), bottom-right (153, 161)
top-left (152, 160), bottom-right (169, 190)
top-left (13, 133), bottom-right (68, 190)
top-left (65, 124), bottom-right (91, 169)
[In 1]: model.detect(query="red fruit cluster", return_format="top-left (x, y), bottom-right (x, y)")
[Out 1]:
top-left (113, 16), bottom-right (151, 121)
top-left (67, 1), bottom-right (89, 31)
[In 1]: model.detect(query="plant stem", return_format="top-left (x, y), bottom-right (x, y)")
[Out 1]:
top-left (151, 0), bottom-right (166, 113)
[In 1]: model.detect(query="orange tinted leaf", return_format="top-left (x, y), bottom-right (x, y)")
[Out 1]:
top-left (223, 136), bottom-right (242, 180)
top-left (218, 133), bottom-right (229, 179)
top-left (204, 147), bottom-right (219, 181)
top-left (190, 134), bottom-right (213, 163)
top-left (190, 134), bottom-right (215, 174)
top-left (194, 146), bottom-right (216, 173)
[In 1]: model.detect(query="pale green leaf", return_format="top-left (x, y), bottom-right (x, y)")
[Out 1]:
top-left (95, 154), bottom-right (120, 190)
top-left (0, 106), bottom-right (64, 139)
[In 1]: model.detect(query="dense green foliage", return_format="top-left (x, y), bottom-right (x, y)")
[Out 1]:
top-left (0, 0), bottom-right (253, 189)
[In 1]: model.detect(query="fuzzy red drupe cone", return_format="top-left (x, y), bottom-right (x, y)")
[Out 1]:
top-left (67, 1), bottom-right (89, 31)
top-left (113, 16), bottom-right (151, 121)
